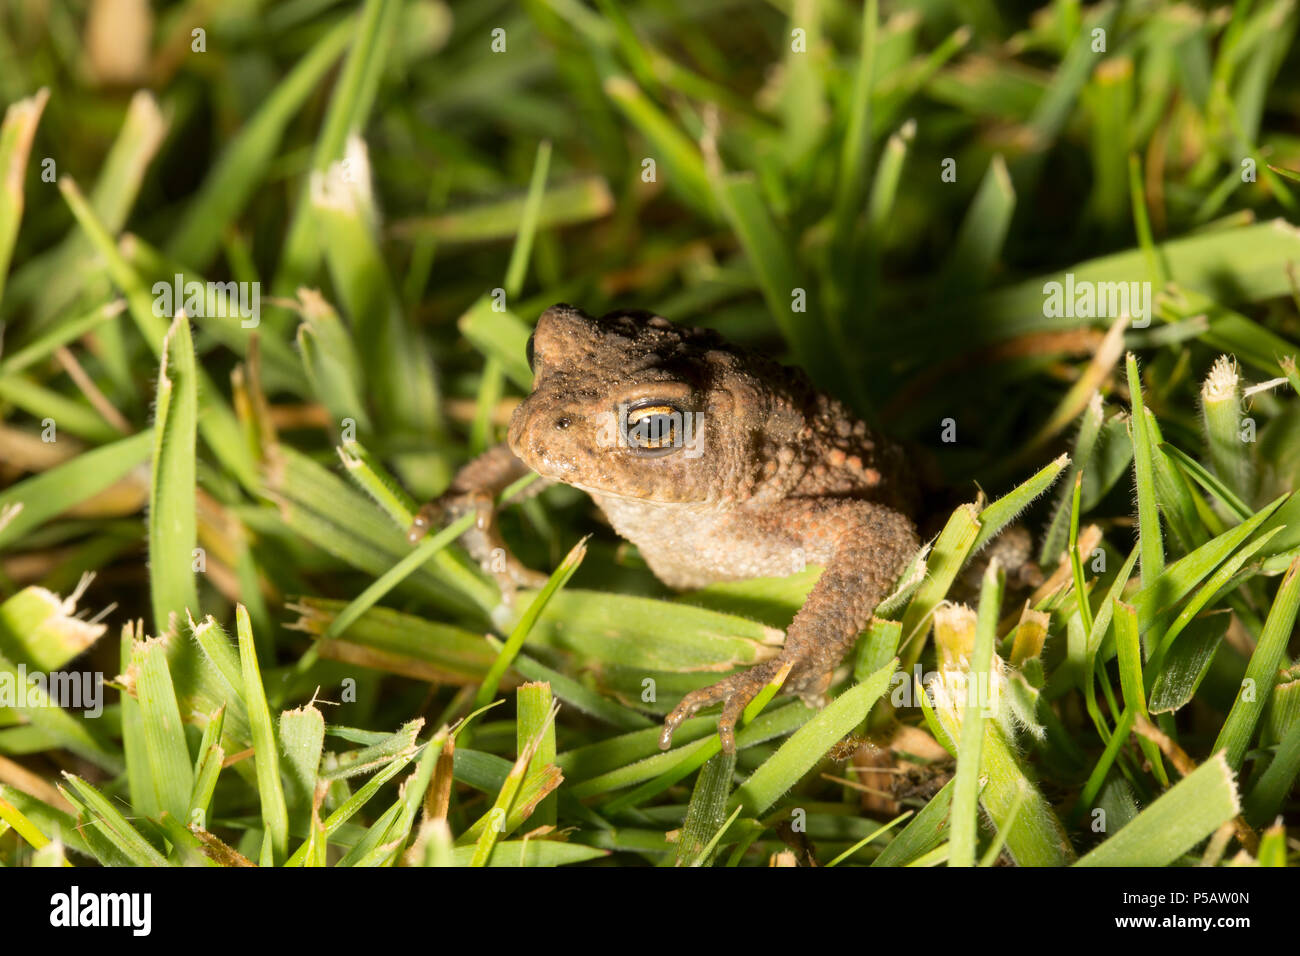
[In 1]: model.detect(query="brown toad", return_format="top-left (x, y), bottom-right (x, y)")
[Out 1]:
top-left (409, 304), bottom-right (920, 752)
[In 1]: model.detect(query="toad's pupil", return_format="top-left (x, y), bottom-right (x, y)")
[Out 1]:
top-left (555, 416), bottom-right (571, 429)
top-left (525, 333), bottom-right (536, 372)
top-left (645, 415), bottom-right (675, 444)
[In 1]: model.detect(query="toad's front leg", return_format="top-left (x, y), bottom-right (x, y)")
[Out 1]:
top-left (659, 501), bottom-right (918, 753)
top-left (407, 443), bottom-right (553, 594)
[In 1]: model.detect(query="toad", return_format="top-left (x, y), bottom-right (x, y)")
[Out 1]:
top-left (409, 304), bottom-right (920, 753)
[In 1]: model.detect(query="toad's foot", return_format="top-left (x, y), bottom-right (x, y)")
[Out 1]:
top-left (405, 499), bottom-right (445, 546)
top-left (406, 491), bottom-right (547, 596)
top-left (403, 502), bottom-right (444, 546)
top-left (659, 660), bottom-right (784, 754)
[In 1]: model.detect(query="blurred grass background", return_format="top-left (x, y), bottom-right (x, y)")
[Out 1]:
top-left (0, 0), bottom-right (1299, 867)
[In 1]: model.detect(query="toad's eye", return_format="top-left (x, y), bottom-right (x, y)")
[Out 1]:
top-left (525, 332), bottom-right (536, 373)
top-left (624, 402), bottom-right (681, 451)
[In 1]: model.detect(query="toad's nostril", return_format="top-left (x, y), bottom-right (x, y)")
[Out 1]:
top-left (555, 416), bottom-right (571, 430)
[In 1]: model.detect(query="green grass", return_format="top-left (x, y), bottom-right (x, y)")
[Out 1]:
top-left (0, 0), bottom-right (1299, 867)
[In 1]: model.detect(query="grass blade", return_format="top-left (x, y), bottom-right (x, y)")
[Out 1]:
top-left (515, 682), bottom-right (558, 829)
top-left (1126, 354), bottom-right (1165, 586)
top-left (129, 635), bottom-right (194, 822)
top-left (1212, 556), bottom-right (1300, 769)
top-left (149, 315), bottom-right (199, 633)
top-left (0, 88), bottom-right (49, 304)
top-left (59, 774), bottom-right (167, 866)
top-left (238, 604), bottom-right (288, 863)
top-left (1076, 753), bottom-right (1239, 866)
top-left (476, 535), bottom-right (587, 708)
top-left (949, 563), bottom-right (1003, 867)
top-left (732, 659), bottom-right (896, 817)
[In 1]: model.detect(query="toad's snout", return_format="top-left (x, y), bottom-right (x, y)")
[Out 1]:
top-left (507, 402), bottom-right (584, 480)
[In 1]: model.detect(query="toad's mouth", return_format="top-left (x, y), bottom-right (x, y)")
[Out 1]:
top-left (559, 477), bottom-right (709, 506)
